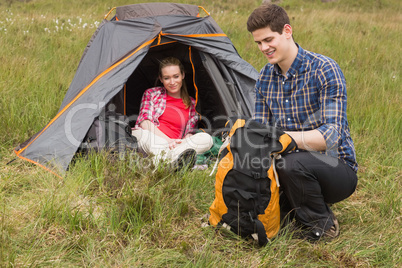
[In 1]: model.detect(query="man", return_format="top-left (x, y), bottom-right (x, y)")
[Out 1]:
top-left (247, 4), bottom-right (358, 241)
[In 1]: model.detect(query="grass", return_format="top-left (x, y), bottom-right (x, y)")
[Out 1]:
top-left (1, 0), bottom-right (401, 266)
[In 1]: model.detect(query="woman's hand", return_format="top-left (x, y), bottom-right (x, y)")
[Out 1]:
top-left (168, 139), bottom-right (182, 150)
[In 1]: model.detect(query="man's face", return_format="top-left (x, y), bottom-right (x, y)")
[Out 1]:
top-left (251, 25), bottom-right (292, 66)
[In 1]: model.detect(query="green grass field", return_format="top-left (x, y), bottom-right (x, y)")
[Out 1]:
top-left (0, 0), bottom-right (401, 266)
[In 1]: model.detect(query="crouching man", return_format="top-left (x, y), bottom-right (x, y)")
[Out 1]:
top-left (247, 3), bottom-right (358, 241)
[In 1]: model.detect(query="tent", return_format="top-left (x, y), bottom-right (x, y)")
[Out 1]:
top-left (14, 2), bottom-right (258, 176)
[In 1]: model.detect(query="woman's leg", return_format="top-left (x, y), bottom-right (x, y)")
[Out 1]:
top-left (132, 129), bottom-right (213, 167)
top-left (166, 133), bottom-right (213, 169)
top-left (131, 128), bottom-right (169, 157)
top-left (174, 132), bottom-right (213, 155)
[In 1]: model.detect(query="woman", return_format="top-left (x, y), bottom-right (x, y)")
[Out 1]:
top-left (132, 57), bottom-right (213, 169)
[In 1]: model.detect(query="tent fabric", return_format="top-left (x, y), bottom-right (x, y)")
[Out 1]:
top-left (115, 3), bottom-right (201, 19)
top-left (14, 3), bottom-right (258, 175)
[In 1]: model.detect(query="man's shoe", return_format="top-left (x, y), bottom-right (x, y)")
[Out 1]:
top-left (295, 212), bottom-right (340, 242)
top-left (322, 213), bottom-right (340, 239)
top-left (170, 148), bottom-right (197, 171)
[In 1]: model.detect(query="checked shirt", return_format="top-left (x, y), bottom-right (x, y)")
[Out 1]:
top-left (254, 45), bottom-right (358, 172)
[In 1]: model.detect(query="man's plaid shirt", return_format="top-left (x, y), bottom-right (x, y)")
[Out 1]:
top-left (254, 45), bottom-right (358, 172)
top-left (135, 87), bottom-right (198, 137)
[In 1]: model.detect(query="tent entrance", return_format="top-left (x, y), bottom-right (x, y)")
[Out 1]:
top-left (109, 42), bottom-right (237, 134)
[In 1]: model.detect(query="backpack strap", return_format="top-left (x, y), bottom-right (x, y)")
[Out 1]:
top-left (209, 118), bottom-right (246, 176)
top-left (209, 136), bottom-right (230, 176)
top-left (250, 212), bottom-right (269, 246)
top-left (270, 132), bottom-right (298, 187)
top-left (253, 173), bottom-right (270, 246)
top-left (271, 153), bottom-right (282, 187)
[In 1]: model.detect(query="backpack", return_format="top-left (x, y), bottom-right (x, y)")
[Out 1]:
top-left (78, 111), bottom-right (137, 157)
top-left (208, 116), bottom-right (297, 246)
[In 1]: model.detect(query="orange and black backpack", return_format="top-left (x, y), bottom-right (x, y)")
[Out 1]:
top-left (208, 116), bottom-right (297, 246)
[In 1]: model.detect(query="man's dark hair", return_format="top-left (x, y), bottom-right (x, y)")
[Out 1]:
top-left (247, 4), bottom-right (290, 33)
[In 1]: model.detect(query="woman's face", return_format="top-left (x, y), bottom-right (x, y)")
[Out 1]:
top-left (160, 65), bottom-right (184, 98)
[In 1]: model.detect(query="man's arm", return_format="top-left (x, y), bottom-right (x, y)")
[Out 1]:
top-left (285, 129), bottom-right (326, 151)
top-left (287, 58), bottom-right (346, 153)
top-left (314, 59), bottom-right (348, 153)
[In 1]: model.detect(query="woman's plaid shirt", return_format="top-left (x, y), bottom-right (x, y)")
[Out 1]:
top-left (135, 87), bottom-right (198, 137)
top-left (254, 45), bottom-right (357, 172)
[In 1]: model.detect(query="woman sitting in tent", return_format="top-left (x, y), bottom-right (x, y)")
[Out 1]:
top-left (132, 57), bottom-right (213, 169)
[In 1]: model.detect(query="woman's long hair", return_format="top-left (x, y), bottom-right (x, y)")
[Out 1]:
top-left (157, 57), bottom-right (192, 108)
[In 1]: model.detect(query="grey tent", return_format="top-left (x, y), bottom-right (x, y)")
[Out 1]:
top-left (14, 2), bottom-right (258, 176)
